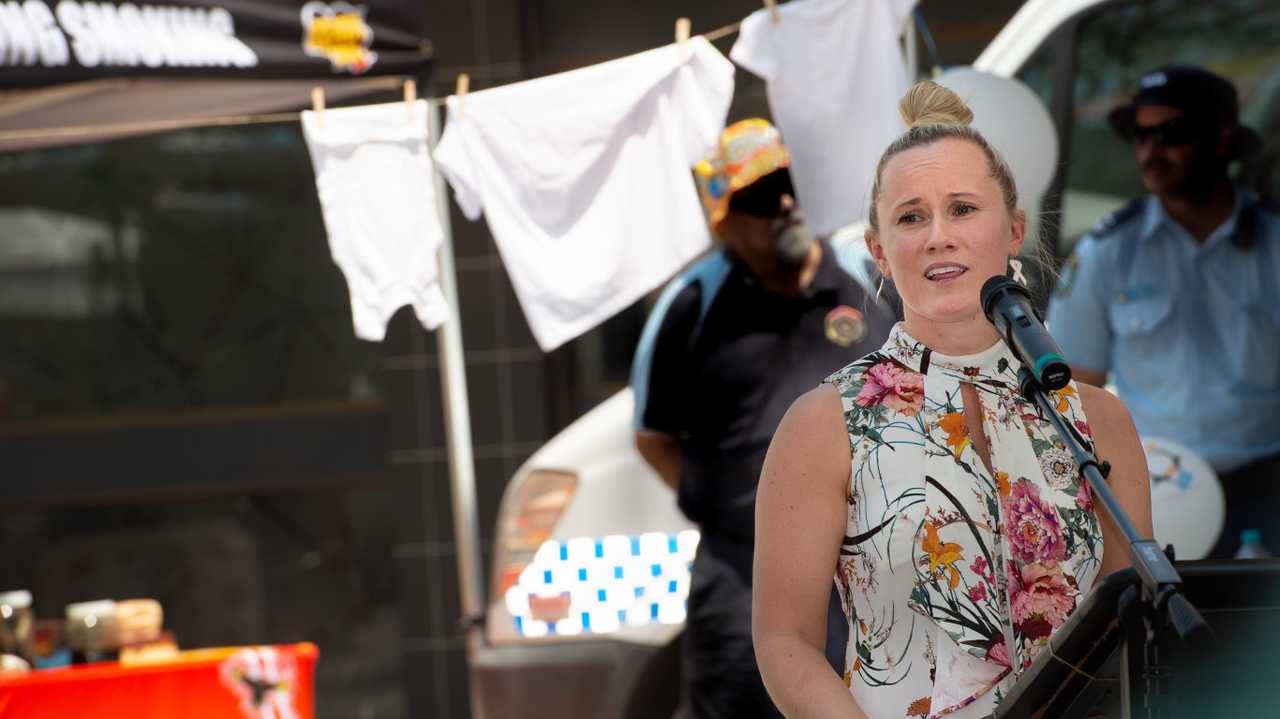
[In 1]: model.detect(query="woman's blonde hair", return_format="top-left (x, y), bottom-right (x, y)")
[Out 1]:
top-left (867, 81), bottom-right (1019, 233)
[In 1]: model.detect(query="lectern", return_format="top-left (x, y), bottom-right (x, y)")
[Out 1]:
top-left (996, 559), bottom-right (1280, 718)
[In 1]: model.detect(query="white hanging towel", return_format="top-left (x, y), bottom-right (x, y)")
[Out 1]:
top-left (731, 0), bottom-right (917, 237)
top-left (433, 37), bottom-right (735, 352)
top-left (301, 99), bottom-right (449, 342)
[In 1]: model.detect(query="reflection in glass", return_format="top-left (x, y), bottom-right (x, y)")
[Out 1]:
top-left (0, 125), bottom-right (382, 422)
top-left (1062, 0), bottom-right (1280, 251)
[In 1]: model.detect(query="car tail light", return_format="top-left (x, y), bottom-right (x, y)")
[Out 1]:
top-left (491, 469), bottom-right (579, 602)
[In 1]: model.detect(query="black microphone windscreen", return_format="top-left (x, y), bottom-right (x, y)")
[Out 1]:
top-left (980, 275), bottom-right (1020, 321)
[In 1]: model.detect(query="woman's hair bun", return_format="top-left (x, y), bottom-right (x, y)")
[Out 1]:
top-left (898, 80), bottom-right (974, 129)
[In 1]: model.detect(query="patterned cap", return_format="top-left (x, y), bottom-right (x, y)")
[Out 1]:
top-left (694, 118), bottom-right (791, 229)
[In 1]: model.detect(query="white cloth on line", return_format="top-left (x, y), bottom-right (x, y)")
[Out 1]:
top-left (730, 0), bottom-right (917, 237)
top-left (301, 99), bottom-right (448, 342)
top-left (433, 37), bottom-right (735, 352)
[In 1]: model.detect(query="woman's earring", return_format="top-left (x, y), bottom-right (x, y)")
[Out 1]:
top-left (1009, 258), bottom-right (1028, 287)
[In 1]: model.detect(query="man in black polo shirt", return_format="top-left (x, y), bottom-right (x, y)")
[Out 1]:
top-left (630, 119), bottom-right (897, 719)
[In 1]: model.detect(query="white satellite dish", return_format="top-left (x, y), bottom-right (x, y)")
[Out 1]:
top-left (1143, 436), bottom-right (1224, 560)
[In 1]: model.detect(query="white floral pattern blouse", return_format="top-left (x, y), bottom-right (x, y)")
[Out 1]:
top-left (824, 323), bottom-right (1104, 719)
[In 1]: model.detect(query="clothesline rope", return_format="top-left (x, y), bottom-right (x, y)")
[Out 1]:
top-left (703, 19), bottom-right (744, 42)
top-left (0, 19), bottom-right (744, 145)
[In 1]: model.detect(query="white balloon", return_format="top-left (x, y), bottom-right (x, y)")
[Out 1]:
top-left (1142, 436), bottom-right (1225, 560)
top-left (936, 68), bottom-right (1059, 205)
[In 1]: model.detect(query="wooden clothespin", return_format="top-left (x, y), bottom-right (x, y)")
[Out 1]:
top-left (674, 17), bottom-right (691, 60)
top-left (403, 78), bottom-right (417, 124)
top-left (310, 86), bottom-right (326, 128)
top-left (764, 0), bottom-right (780, 24)
top-left (455, 73), bottom-right (470, 117)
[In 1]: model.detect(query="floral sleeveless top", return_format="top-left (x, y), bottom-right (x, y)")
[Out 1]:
top-left (824, 324), bottom-right (1105, 719)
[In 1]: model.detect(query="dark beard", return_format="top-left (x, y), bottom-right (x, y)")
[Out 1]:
top-left (770, 218), bottom-right (814, 271)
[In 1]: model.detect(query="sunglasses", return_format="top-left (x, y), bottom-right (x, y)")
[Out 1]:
top-left (1126, 117), bottom-right (1208, 146)
top-left (727, 169), bottom-right (796, 218)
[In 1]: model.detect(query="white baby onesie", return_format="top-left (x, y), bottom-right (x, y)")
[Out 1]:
top-left (301, 99), bottom-right (448, 342)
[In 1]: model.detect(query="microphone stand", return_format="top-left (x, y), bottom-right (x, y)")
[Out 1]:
top-left (1015, 368), bottom-right (1210, 718)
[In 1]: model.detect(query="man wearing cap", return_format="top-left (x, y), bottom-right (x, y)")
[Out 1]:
top-left (1048, 66), bottom-right (1280, 558)
top-left (629, 119), bottom-right (896, 718)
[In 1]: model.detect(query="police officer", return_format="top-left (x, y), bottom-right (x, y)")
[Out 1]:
top-left (1048, 66), bottom-right (1280, 558)
top-left (630, 119), bottom-right (897, 718)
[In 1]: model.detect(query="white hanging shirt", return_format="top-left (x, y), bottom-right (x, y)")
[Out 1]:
top-left (301, 99), bottom-right (448, 342)
top-left (730, 0), bottom-right (917, 237)
top-left (434, 37), bottom-right (735, 352)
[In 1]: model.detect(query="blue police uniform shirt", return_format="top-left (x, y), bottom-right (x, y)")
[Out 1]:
top-left (1048, 190), bottom-right (1280, 473)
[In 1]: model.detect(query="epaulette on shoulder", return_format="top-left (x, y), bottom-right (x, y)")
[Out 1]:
top-left (1088, 197), bottom-right (1145, 238)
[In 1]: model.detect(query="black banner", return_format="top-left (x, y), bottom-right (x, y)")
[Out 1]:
top-left (0, 0), bottom-right (432, 86)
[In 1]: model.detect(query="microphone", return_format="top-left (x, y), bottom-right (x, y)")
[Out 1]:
top-left (980, 276), bottom-right (1071, 390)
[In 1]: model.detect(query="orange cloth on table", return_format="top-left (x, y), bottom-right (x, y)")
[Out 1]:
top-left (0, 643), bottom-right (317, 719)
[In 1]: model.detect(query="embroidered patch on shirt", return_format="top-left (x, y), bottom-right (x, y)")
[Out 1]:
top-left (825, 305), bottom-right (866, 347)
